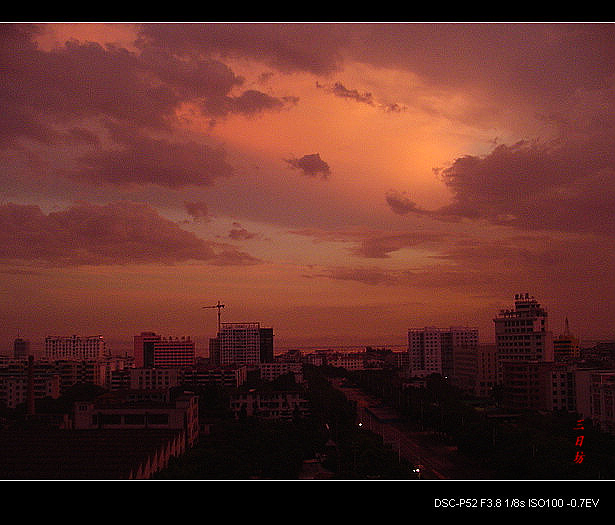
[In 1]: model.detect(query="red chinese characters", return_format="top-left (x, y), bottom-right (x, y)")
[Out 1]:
top-left (573, 419), bottom-right (585, 464)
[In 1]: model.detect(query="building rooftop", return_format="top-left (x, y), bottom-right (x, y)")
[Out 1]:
top-left (0, 428), bottom-right (183, 479)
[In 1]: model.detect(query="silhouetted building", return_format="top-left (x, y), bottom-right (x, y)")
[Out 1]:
top-left (553, 318), bottom-right (580, 362)
top-left (13, 337), bottom-right (30, 359)
top-left (260, 327), bottom-right (274, 363)
top-left (0, 428), bottom-right (190, 479)
top-left (134, 332), bottom-right (160, 368)
top-left (73, 390), bottom-right (199, 447)
top-left (408, 326), bottom-right (478, 378)
top-left (230, 389), bottom-right (310, 420)
top-left (452, 343), bottom-right (497, 398)
top-left (208, 336), bottom-right (220, 365)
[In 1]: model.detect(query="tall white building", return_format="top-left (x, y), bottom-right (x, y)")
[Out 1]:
top-left (493, 293), bottom-right (554, 365)
top-left (219, 323), bottom-right (261, 366)
top-left (45, 335), bottom-right (107, 360)
top-left (408, 326), bottom-right (478, 377)
top-left (493, 294), bottom-right (555, 409)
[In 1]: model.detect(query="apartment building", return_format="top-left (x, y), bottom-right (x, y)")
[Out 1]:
top-left (133, 332), bottom-right (195, 369)
top-left (452, 343), bottom-right (497, 398)
top-left (74, 390), bottom-right (199, 447)
top-left (45, 335), bottom-right (107, 360)
top-left (230, 390), bottom-right (310, 420)
top-left (210, 324), bottom-right (274, 366)
top-left (408, 326), bottom-right (478, 378)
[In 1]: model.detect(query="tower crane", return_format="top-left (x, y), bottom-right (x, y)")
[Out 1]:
top-left (203, 301), bottom-right (225, 334)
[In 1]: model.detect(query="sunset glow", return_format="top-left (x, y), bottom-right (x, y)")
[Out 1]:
top-left (2, 22), bottom-right (615, 355)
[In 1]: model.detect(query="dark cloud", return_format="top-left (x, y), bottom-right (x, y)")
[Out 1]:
top-left (285, 153), bottom-right (331, 179)
top-left (353, 231), bottom-right (450, 259)
top-left (344, 24), bottom-right (615, 108)
top-left (385, 190), bottom-right (421, 215)
top-left (308, 231), bottom-right (615, 301)
top-left (317, 81), bottom-right (408, 113)
top-left (73, 131), bottom-right (234, 188)
top-left (0, 201), bottom-right (258, 267)
top-left (136, 23), bottom-right (350, 75)
top-left (391, 136), bottom-right (615, 236)
top-left (289, 227), bottom-right (451, 260)
top-left (317, 81), bottom-right (374, 105)
top-left (307, 265), bottom-right (501, 289)
top-left (184, 201), bottom-right (209, 222)
top-left (0, 24), bottom-right (294, 189)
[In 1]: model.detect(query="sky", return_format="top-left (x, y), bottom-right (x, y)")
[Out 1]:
top-left (2, 22), bottom-right (615, 355)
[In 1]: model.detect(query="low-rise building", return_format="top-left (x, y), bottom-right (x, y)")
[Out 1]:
top-left (230, 390), bottom-right (310, 420)
top-left (259, 362), bottom-right (303, 383)
top-left (73, 390), bottom-right (199, 447)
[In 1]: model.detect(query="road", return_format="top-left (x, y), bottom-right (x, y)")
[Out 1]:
top-left (331, 379), bottom-right (493, 480)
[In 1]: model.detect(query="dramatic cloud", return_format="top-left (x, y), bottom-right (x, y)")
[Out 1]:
top-left (385, 190), bottom-right (421, 216)
top-left (73, 131), bottom-right (234, 188)
top-left (0, 201), bottom-right (258, 267)
top-left (317, 81), bottom-right (374, 105)
top-left (0, 24), bottom-right (294, 189)
top-left (3, 22), bottom-right (615, 347)
top-left (317, 81), bottom-right (407, 113)
top-left (285, 153), bottom-right (331, 178)
top-left (353, 231), bottom-right (451, 259)
top-left (394, 138), bottom-right (615, 236)
top-left (136, 23), bottom-right (350, 75)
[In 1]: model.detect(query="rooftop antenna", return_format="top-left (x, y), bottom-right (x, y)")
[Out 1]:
top-left (203, 301), bottom-right (225, 333)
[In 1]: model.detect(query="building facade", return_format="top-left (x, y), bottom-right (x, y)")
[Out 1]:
top-left (576, 370), bottom-right (615, 435)
top-left (493, 294), bottom-right (555, 409)
top-left (133, 332), bottom-right (195, 369)
top-left (74, 391), bottom-right (199, 447)
top-left (230, 390), bottom-right (310, 420)
top-left (553, 318), bottom-right (580, 362)
top-left (13, 338), bottom-right (30, 359)
top-left (494, 294), bottom-right (554, 367)
top-left (408, 326), bottom-right (478, 378)
top-left (452, 343), bottom-right (497, 398)
top-left (45, 335), bottom-right (107, 360)
top-left (210, 325), bottom-right (273, 366)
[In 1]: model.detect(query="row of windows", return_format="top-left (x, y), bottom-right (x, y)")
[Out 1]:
top-left (93, 413), bottom-right (170, 425)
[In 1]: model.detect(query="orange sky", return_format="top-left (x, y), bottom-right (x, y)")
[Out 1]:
top-left (2, 23), bottom-right (615, 355)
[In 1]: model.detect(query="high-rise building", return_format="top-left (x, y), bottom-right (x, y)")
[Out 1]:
top-left (151, 337), bottom-right (195, 369)
top-left (493, 294), bottom-right (555, 409)
top-left (553, 318), bottom-right (580, 362)
top-left (452, 343), bottom-right (497, 398)
top-left (494, 293), bottom-right (554, 364)
top-left (218, 323), bottom-right (273, 366)
top-left (133, 332), bottom-right (195, 369)
top-left (134, 332), bottom-right (161, 368)
top-left (45, 335), bottom-right (107, 360)
top-left (208, 336), bottom-right (220, 365)
top-left (259, 327), bottom-right (274, 363)
top-left (408, 326), bottom-right (478, 377)
top-left (13, 337), bottom-right (30, 359)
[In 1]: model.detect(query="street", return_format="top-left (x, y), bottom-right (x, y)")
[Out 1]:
top-left (332, 379), bottom-right (493, 479)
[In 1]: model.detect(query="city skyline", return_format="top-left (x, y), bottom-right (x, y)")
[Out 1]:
top-left (2, 23), bottom-right (615, 353)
